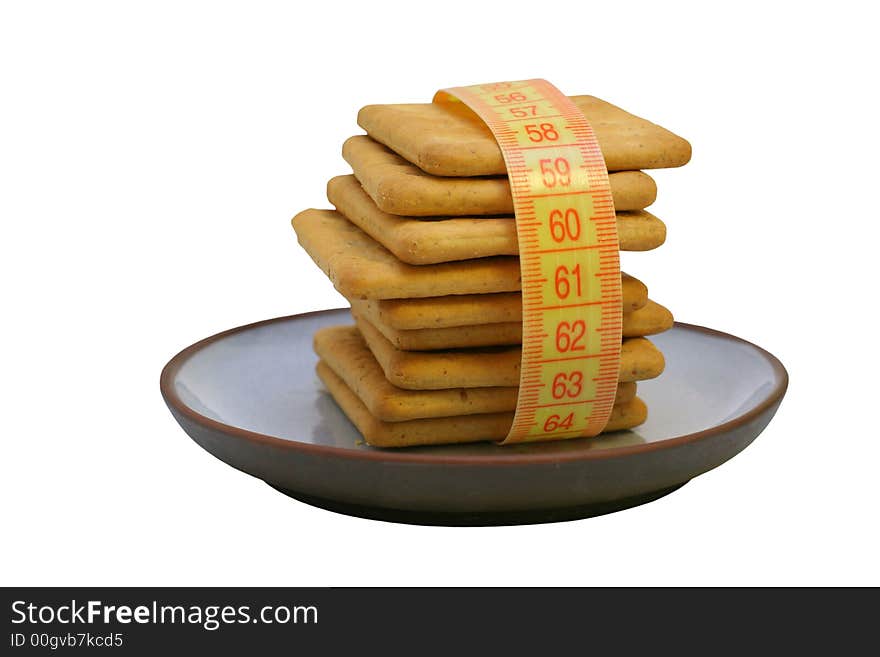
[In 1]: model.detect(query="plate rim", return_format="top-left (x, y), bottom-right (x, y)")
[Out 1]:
top-left (160, 309), bottom-right (788, 466)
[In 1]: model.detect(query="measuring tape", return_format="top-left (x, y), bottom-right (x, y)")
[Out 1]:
top-left (434, 80), bottom-right (622, 444)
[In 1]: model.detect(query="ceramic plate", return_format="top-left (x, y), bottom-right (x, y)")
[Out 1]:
top-left (161, 309), bottom-right (787, 525)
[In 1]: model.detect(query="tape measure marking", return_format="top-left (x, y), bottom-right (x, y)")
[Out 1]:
top-left (434, 80), bottom-right (622, 444)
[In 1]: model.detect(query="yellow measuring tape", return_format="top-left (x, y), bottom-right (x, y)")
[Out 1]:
top-left (434, 80), bottom-right (622, 444)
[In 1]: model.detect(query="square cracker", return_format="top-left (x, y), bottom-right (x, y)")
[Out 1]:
top-left (317, 360), bottom-right (647, 447)
top-left (328, 174), bottom-right (666, 265)
top-left (350, 298), bottom-right (673, 350)
top-left (343, 135), bottom-right (657, 216)
top-left (292, 208), bottom-right (647, 304)
top-left (354, 315), bottom-right (665, 390)
top-left (358, 95), bottom-right (691, 177)
top-left (360, 286), bottom-right (647, 331)
top-left (313, 325), bottom-right (635, 421)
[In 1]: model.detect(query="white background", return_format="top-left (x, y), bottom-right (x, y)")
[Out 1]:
top-left (2, 1), bottom-right (877, 586)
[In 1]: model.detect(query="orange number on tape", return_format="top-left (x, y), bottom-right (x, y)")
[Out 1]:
top-left (524, 123), bottom-right (559, 142)
top-left (539, 158), bottom-right (571, 188)
top-left (549, 208), bottom-right (581, 242)
top-left (551, 371), bottom-right (584, 399)
top-left (510, 105), bottom-right (537, 118)
top-left (543, 413), bottom-right (575, 432)
top-left (554, 264), bottom-right (582, 299)
top-left (555, 320), bottom-right (586, 352)
top-left (481, 82), bottom-right (511, 91)
top-left (494, 92), bottom-right (527, 104)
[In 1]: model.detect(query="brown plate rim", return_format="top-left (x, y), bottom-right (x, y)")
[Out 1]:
top-left (160, 309), bottom-right (788, 466)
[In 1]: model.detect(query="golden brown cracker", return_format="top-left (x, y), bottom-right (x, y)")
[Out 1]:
top-left (355, 315), bottom-right (665, 390)
top-left (317, 359), bottom-right (647, 447)
top-left (293, 208), bottom-right (519, 299)
top-left (328, 174), bottom-right (666, 265)
top-left (357, 95), bottom-right (691, 176)
top-left (313, 325), bottom-right (635, 421)
top-left (362, 279), bottom-right (649, 331)
top-left (292, 208), bottom-right (647, 303)
top-left (343, 135), bottom-right (657, 216)
top-left (351, 298), bottom-right (673, 350)
top-left (623, 300), bottom-right (674, 337)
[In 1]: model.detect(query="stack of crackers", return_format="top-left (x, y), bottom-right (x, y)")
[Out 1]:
top-left (292, 95), bottom-right (690, 447)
